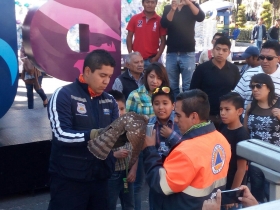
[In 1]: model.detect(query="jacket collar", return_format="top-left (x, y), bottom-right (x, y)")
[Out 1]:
top-left (180, 122), bottom-right (216, 140)
top-left (149, 111), bottom-right (175, 125)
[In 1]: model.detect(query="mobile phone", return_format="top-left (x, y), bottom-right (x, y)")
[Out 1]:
top-left (220, 189), bottom-right (244, 205)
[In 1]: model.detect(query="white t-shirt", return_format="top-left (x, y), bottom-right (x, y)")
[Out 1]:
top-left (198, 49), bottom-right (232, 64)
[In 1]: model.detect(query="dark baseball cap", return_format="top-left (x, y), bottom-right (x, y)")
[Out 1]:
top-left (240, 46), bottom-right (260, 59)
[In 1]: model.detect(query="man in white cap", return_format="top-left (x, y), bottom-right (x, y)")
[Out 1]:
top-left (239, 46), bottom-right (260, 76)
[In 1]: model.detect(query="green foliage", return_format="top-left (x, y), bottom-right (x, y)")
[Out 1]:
top-left (235, 28), bottom-right (252, 42)
top-left (156, 0), bottom-right (168, 16)
top-left (261, 1), bottom-right (272, 28)
top-left (236, 4), bottom-right (246, 27)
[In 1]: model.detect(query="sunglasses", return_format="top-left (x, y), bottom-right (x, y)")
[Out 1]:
top-left (153, 87), bottom-right (170, 94)
top-left (258, 55), bottom-right (278, 61)
top-left (249, 83), bottom-right (266, 90)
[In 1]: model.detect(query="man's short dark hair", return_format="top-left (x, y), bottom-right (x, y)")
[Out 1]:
top-left (261, 40), bottom-right (280, 56)
top-left (151, 86), bottom-right (175, 104)
top-left (142, 0), bottom-right (157, 3)
top-left (108, 90), bottom-right (125, 104)
top-left (219, 92), bottom-right (244, 110)
top-left (213, 37), bottom-right (231, 49)
top-left (83, 49), bottom-right (116, 73)
top-left (176, 89), bottom-right (210, 121)
top-left (212, 32), bottom-right (224, 40)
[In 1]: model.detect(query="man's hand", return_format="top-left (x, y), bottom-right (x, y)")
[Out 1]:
top-left (272, 108), bottom-right (280, 120)
top-left (238, 185), bottom-right (258, 207)
top-left (127, 161), bottom-right (137, 183)
top-left (113, 149), bottom-right (129, 159)
top-left (142, 130), bottom-right (156, 150)
top-left (160, 125), bottom-right (172, 138)
top-left (149, 56), bottom-right (159, 63)
top-left (250, 40), bottom-right (254, 44)
top-left (171, 0), bottom-right (179, 11)
top-left (202, 189), bottom-right (221, 210)
top-left (182, 0), bottom-right (192, 6)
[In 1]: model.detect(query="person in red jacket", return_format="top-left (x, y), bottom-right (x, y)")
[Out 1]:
top-left (143, 89), bottom-right (231, 210)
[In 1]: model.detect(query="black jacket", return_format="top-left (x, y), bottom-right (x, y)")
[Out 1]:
top-left (47, 80), bottom-right (119, 181)
top-left (118, 69), bottom-right (140, 100)
top-left (251, 24), bottom-right (267, 40)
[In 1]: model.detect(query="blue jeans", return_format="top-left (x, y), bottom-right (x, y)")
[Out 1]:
top-left (25, 75), bottom-right (47, 109)
top-left (166, 52), bottom-right (196, 97)
top-left (254, 40), bottom-right (263, 51)
top-left (249, 164), bottom-right (270, 203)
top-left (108, 170), bottom-right (134, 210)
top-left (134, 152), bottom-right (145, 210)
top-left (144, 59), bottom-right (151, 70)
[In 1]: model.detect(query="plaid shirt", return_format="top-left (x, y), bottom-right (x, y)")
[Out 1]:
top-left (126, 85), bottom-right (155, 117)
top-left (149, 111), bottom-right (181, 149)
top-left (113, 142), bottom-right (132, 171)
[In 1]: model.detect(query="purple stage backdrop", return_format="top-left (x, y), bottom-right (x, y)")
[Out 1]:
top-left (22, 0), bottom-right (121, 86)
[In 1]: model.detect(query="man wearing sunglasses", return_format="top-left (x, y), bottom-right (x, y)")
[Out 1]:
top-left (234, 40), bottom-right (280, 115)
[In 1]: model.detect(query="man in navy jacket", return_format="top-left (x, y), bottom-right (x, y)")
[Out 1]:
top-left (251, 18), bottom-right (267, 50)
top-left (47, 49), bottom-right (119, 210)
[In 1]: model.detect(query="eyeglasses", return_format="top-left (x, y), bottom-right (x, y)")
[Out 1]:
top-left (258, 55), bottom-right (278, 61)
top-left (249, 83), bottom-right (266, 90)
top-left (153, 87), bottom-right (170, 94)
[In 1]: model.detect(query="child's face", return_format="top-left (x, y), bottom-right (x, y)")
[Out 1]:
top-left (117, 100), bottom-right (126, 116)
top-left (152, 95), bottom-right (174, 122)
top-left (220, 101), bottom-right (242, 124)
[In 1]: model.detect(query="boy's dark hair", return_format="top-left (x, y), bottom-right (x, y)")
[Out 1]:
top-left (144, 62), bottom-right (170, 91)
top-left (142, 0), bottom-right (157, 3)
top-left (176, 89), bottom-right (210, 121)
top-left (261, 40), bottom-right (280, 56)
top-left (212, 32), bottom-right (224, 40)
top-left (219, 92), bottom-right (244, 109)
top-left (151, 86), bottom-right (175, 104)
top-left (213, 37), bottom-right (231, 49)
top-left (83, 49), bottom-right (116, 73)
top-left (108, 90), bottom-right (125, 104)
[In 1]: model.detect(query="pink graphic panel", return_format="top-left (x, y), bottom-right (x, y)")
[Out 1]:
top-left (22, 0), bottom-right (121, 84)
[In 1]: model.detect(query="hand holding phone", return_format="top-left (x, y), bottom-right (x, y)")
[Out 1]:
top-left (220, 189), bottom-right (244, 206)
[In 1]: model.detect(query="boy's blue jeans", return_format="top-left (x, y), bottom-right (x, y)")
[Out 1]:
top-left (108, 170), bottom-right (134, 210)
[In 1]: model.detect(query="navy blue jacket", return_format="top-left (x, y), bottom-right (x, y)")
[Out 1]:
top-left (251, 24), bottom-right (267, 40)
top-left (47, 79), bottom-right (119, 181)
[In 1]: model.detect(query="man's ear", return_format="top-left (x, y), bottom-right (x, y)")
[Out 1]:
top-left (84, 66), bottom-right (91, 76)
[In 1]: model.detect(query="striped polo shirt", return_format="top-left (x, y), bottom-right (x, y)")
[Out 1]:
top-left (234, 65), bottom-right (280, 115)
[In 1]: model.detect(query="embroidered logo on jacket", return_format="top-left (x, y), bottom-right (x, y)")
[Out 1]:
top-left (77, 102), bottom-right (87, 114)
top-left (103, 108), bottom-right (110, 115)
top-left (99, 99), bottom-right (112, 104)
top-left (211, 144), bottom-right (226, 174)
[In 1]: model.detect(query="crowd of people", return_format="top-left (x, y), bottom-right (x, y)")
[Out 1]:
top-left (44, 0), bottom-right (280, 210)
